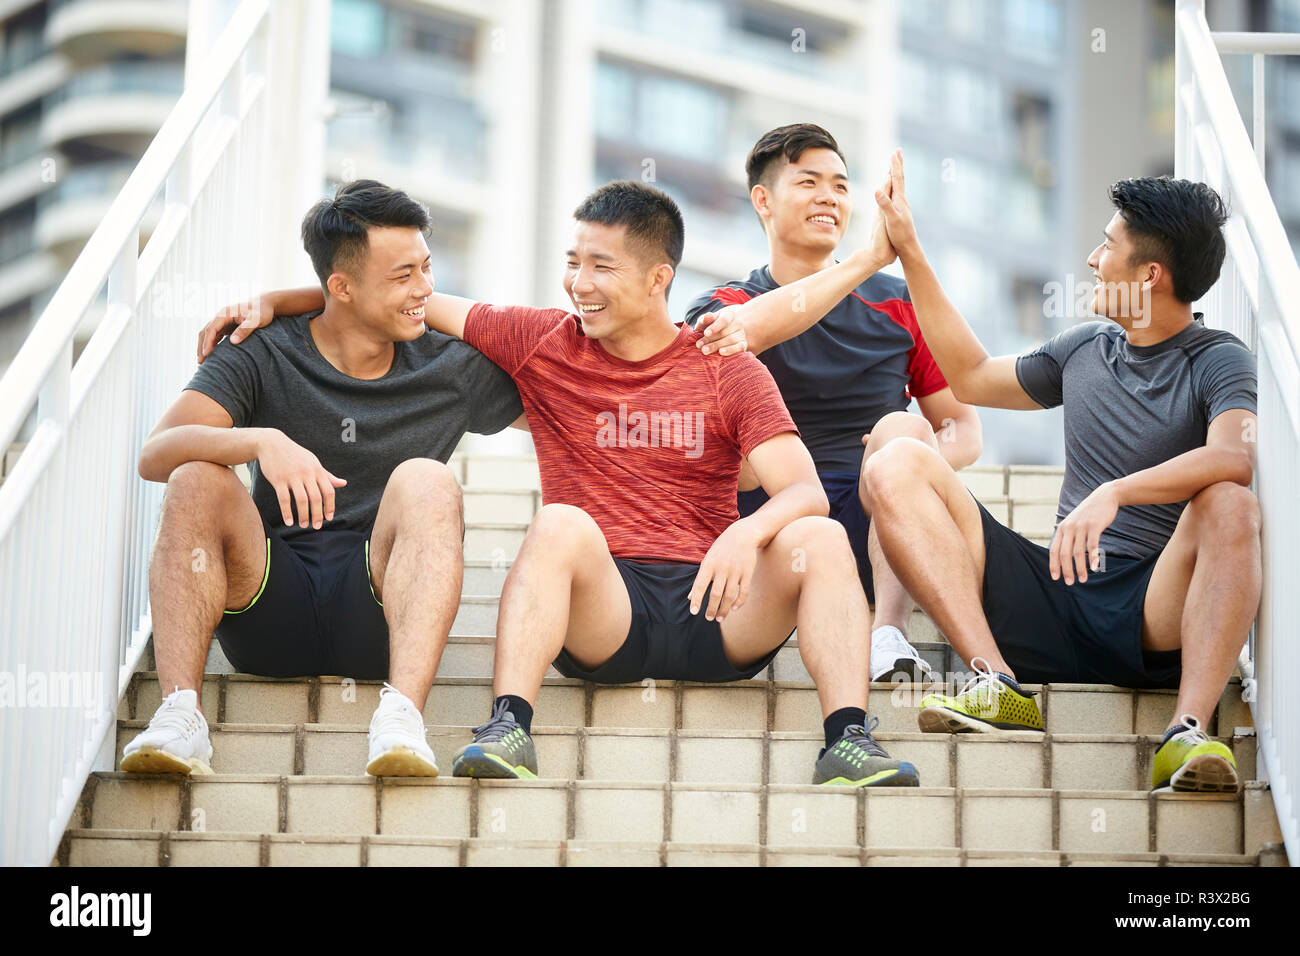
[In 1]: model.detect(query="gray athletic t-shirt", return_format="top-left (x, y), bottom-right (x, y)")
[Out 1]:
top-left (185, 310), bottom-right (522, 541)
top-left (1015, 315), bottom-right (1256, 560)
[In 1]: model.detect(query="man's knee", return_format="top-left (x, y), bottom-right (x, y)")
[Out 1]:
top-left (772, 515), bottom-right (853, 569)
top-left (160, 461), bottom-right (244, 522)
top-left (524, 504), bottom-right (605, 558)
top-left (871, 411), bottom-right (936, 448)
top-left (1189, 482), bottom-right (1261, 546)
top-left (863, 437), bottom-right (939, 508)
top-left (386, 458), bottom-right (461, 511)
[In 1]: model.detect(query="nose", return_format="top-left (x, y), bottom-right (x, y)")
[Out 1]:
top-left (571, 264), bottom-right (597, 294)
top-left (1087, 244), bottom-right (1101, 270)
top-left (414, 270), bottom-right (433, 297)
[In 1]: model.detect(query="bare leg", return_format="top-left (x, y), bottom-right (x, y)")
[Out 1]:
top-left (150, 462), bottom-right (267, 706)
top-left (720, 516), bottom-right (870, 718)
top-left (863, 438), bottom-right (1012, 676)
top-left (366, 458), bottom-right (464, 710)
top-left (1141, 482), bottom-right (1262, 731)
top-left (858, 411), bottom-right (941, 633)
top-left (492, 504), bottom-right (632, 705)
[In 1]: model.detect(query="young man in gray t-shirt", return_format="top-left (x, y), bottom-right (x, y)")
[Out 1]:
top-left (864, 153), bottom-right (1260, 795)
top-left (120, 181), bottom-right (522, 779)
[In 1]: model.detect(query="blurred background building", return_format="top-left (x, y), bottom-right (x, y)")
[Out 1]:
top-left (2, 0), bottom-right (1293, 463)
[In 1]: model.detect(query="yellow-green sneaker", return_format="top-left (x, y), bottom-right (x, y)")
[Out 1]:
top-left (1151, 715), bottom-right (1239, 793)
top-left (918, 657), bottom-right (1044, 734)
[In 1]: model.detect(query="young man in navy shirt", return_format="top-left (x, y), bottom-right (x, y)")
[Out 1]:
top-left (686, 124), bottom-right (982, 683)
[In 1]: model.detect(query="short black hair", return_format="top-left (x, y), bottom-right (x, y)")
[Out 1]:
top-left (572, 181), bottom-right (684, 296)
top-left (1108, 177), bottom-right (1228, 304)
top-left (301, 179), bottom-right (430, 290)
top-left (745, 123), bottom-right (846, 193)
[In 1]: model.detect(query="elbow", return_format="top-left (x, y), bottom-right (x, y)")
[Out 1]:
top-left (808, 481), bottom-right (830, 518)
top-left (1229, 449), bottom-right (1255, 487)
top-left (137, 443), bottom-right (167, 484)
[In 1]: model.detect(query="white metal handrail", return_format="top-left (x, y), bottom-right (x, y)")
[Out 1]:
top-left (1176, 0), bottom-right (1300, 865)
top-left (0, 0), bottom-right (275, 867)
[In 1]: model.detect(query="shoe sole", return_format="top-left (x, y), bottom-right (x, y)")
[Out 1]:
top-left (872, 657), bottom-right (933, 683)
top-left (366, 746), bottom-right (439, 777)
top-left (451, 747), bottom-right (537, 780)
top-left (818, 761), bottom-right (920, 788)
top-left (121, 746), bottom-right (212, 775)
top-left (1160, 753), bottom-right (1240, 793)
top-left (917, 706), bottom-right (1043, 736)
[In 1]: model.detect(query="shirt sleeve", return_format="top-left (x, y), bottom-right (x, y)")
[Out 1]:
top-left (463, 302), bottom-right (570, 376)
top-left (683, 285), bottom-right (755, 328)
top-left (1015, 321), bottom-right (1106, 409)
top-left (1193, 340), bottom-right (1257, 423)
top-left (714, 353), bottom-right (798, 458)
top-left (183, 338), bottom-right (262, 427)
top-left (454, 344), bottom-right (525, 435)
top-left (895, 291), bottom-right (949, 399)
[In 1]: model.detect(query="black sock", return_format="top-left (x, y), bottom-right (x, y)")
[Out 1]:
top-left (1161, 722), bottom-right (1190, 745)
top-left (823, 707), bottom-right (867, 750)
top-left (495, 695), bottom-right (533, 734)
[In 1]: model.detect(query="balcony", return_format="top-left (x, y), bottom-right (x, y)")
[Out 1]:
top-left (45, 0), bottom-right (187, 63)
top-left (39, 60), bottom-right (181, 154)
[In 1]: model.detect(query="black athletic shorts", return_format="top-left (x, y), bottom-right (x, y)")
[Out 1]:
top-left (551, 559), bottom-right (792, 683)
top-left (213, 517), bottom-right (389, 679)
top-left (975, 494), bottom-right (1180, 688)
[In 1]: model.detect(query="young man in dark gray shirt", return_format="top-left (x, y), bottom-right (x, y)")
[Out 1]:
top-left (120, 181), bottom-right (522, 778)
top-left (864, 153), bottom-right (1260, 795)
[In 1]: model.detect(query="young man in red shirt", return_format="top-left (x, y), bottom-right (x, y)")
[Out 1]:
top-left (686, 125), bottom-right (982, 683)
top-left (205, 181), bottom-right (920, 787)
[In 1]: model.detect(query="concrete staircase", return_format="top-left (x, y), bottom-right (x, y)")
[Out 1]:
top-left (55, 455), bottom-right (1287, 866)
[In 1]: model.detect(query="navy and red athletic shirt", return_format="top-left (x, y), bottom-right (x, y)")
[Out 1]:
top-left (684, 266), bottom-right (949, 474)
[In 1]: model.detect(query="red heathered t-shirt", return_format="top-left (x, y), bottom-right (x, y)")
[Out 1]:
top-left (463, 303), bottom-right (799, 564)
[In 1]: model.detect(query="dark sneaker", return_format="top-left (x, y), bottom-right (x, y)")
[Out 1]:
top-left (813, 717), bottom-right (920, 787)
top-left (451, 698), bottom-right (539, 779)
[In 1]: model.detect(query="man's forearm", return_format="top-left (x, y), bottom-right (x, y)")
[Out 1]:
top-left (271, 286), bottom-right (326, 316)
top-left (735, 480), bottom-right (830, 548)
top-left (1111, 446), bottom-right (1253, 508)
top-left (139, 425), bottom-right (269, 483)
top-left (740, 251), bottom-right (889, 354)
top-left (895, 241), bottom-right (992, 396)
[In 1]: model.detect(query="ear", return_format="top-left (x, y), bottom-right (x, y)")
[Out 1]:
top-left (751, 183), bottom-right (771, 223)
top-left (1141, 261), bottom-right (1164, 293)
top-left (648, 262), bottom-right (675, 299)
top-left (326, 271), bottom-right (352, 303)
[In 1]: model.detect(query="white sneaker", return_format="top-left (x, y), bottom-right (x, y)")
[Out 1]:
top-left (366, 683), bottom-right (439, 777)
top-left (870, 626), bottom-right (933, 682)
top-left (121, 687), bottom-right (214, 774)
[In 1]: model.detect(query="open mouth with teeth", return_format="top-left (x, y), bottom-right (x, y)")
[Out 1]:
top-left (807, 215), bottom-right (837, 228)
top-left (401, 305), bottom-right (425, 321)
top-left (576, 303), bottom-right (607, 315)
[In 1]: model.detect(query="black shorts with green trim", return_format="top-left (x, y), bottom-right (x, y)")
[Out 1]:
top-left (213, 517), bottom-right (389, 679)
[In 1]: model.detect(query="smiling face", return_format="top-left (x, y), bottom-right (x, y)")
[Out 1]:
top-left (1086, 212), bottom-right (1152, 322)
top-left (563, 220), bottom-right (671, 340)
top-left (331, 225), bottom-right (433, 341)
top-left (755, 147), bottom-right (851, 251)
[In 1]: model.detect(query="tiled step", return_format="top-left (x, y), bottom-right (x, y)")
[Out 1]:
top-left (60, 828), bottom-right (1264, 868)
top-left (123, 672), bottom-right (1255, 739)
top-left (65, 774), bottom-right (1262, 858)
top-left (110, 720), bottom-right (1259, 793)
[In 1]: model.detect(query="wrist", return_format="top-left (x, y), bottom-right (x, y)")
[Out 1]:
top-left (895, 237), bottom-right (924, 266)
top-left (1105, 478), bottom-right (1129, 508)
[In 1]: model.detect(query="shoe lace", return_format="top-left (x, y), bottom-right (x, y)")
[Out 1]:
top-left (955, 657), bottom-right (1004, 708)
top-left (840, 716), bottom-right (887, 758)
top-left (471, 697), bottom-right (520, 744)
top-left (150, 689), bottom-right (203, 739)
top-left (1172, 713), bottom-right (1209, 745)
top-left (370, 683), bottom-right (424, 738)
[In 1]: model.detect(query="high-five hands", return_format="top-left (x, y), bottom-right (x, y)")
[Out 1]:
top-left (873, 149), bottom-right (919, 253)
